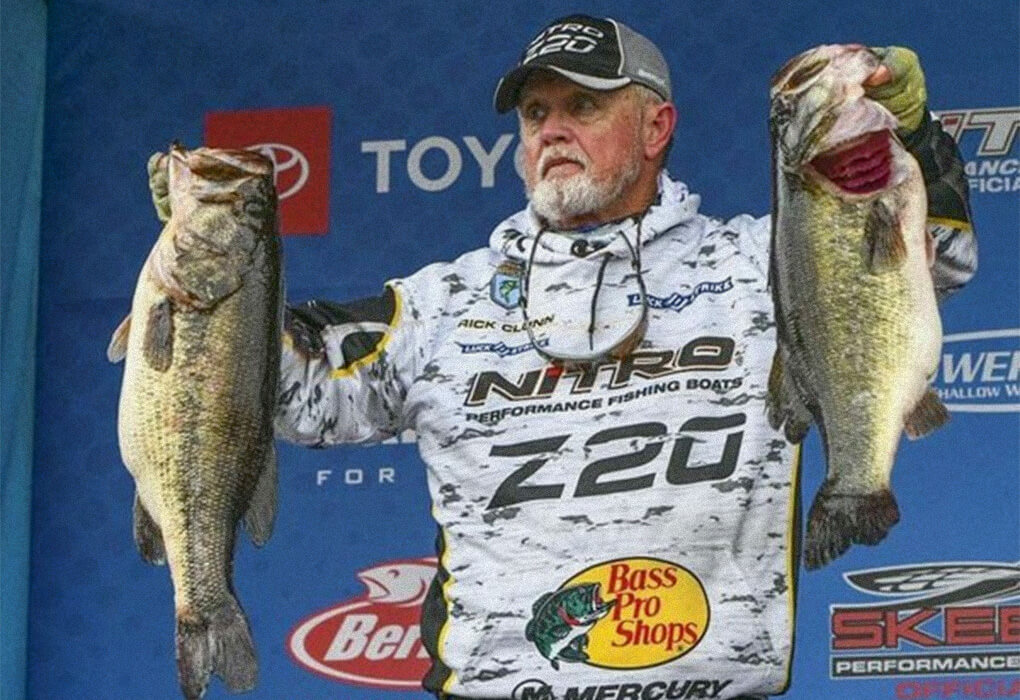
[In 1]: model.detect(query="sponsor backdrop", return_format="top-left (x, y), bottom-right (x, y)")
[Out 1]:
top-left (30, 1), bottom-right (1017, 699)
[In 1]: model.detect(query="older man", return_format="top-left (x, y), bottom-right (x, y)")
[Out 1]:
top-left (274, 15), bottom-right (975, 700)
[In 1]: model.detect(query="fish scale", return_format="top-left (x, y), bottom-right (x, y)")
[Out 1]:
top-left (767, 44), bottom-right (948, 570)
top-left (109, 145), bottom-right (282, 699)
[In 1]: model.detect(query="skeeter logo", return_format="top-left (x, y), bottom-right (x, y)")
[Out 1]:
top-left (829, 561), bottom-right (1020, 680)
top-left (287, 558), bottom-right (436, 688)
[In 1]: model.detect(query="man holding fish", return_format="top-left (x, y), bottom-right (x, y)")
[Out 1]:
top-left (274, 15), bottom-right (975, 700)
top-left (126, 13), bottom-right (976, 700)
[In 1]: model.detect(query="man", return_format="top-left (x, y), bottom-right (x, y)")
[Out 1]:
top-left (274, 15), bottom-right (975, 700)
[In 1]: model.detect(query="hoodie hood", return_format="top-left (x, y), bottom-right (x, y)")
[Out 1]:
top-left (489, 172), bottom-right (702, 263)
top-left (487, 173), bottom-right (704, 361)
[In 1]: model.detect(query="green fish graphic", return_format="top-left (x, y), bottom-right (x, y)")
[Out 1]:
top-left (525, 583), bottom-right (615, 670)
top-left (499, 278), bottom-right (518, 303)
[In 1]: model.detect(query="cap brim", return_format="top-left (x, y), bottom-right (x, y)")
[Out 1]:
top-left (493, 65), bottom-right (632, 113)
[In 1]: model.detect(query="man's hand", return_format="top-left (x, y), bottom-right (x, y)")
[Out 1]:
top-left (147, 151), bottom-right (172, 223)
top-left (284, 305), bottom-right (327, 360)
top-left (864, 46), bottom-right (927, 135)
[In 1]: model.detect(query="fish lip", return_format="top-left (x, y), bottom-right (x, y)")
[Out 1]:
top-left (188, 149), bottom-right (273, 180)
top-left (166, 145), bottom-right (273, 180)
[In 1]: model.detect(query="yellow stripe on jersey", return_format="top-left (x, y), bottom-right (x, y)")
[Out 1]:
top-left (329, 284), bottom-right (403, 379)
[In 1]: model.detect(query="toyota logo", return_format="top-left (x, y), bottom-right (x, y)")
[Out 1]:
top-left (248, 143), bottom-right (309, 200)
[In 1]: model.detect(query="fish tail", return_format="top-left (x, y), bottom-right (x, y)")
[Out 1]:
top-left (804, 485), bottom-right (900, 570)
top-left (176, 596), bottom-right (257, 699)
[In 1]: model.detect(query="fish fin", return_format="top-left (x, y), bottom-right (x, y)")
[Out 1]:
top-left (766, 350), bottom-right (812, 443)
top-left (142, 298), bottom-right (174, 372)
top-left (132, 494), bottom-right (165, 565)
top-left (804, 485), bottom-right (900, 570)
top-left (107, 314), bottom-right (131, 363)
top-left (558, 641), bottom-right (588, 663)
top-left (904, 388), bottom-right (950, 440)
top-left (865, 199), bottom-right (907, 272)
top-left (243, 442), bottom-right (278, 547)
top-left (176, 597), bottom-right (257, 699)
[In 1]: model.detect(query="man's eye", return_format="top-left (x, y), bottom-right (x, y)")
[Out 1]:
top-left (574, 95), bottom-right (598, 113)
top-left (523, 105), bottom-right (546, 122)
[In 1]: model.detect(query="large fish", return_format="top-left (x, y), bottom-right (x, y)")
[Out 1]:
top-left (766, 45), bottom-right (949, 570)
top-left (107, 144), bottom-right (282, 698)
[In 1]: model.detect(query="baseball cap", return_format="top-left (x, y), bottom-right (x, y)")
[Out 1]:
top-left (494, 14), bottom-right (672, 113)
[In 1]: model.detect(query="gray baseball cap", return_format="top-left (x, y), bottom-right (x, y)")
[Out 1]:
top-left (494, 14), bottom-right (672, 113)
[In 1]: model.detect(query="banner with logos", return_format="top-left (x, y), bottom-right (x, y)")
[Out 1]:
top-left (29, 2), bottom-right (1017, 699)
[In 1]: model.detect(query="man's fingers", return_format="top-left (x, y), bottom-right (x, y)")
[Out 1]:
top-left (863, 65), bottom-right (892, 88)
top-left (865, 46), bottom-right (926, 134)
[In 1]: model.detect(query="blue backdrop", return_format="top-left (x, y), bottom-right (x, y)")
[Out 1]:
top-left (29, 1), bottom-right (1018, 698)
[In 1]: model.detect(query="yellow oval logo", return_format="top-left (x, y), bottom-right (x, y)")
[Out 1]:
top-left (537, 557), bottom-right (709, 670)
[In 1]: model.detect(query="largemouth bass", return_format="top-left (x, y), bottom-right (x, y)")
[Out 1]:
top-left (766, 45), bottom-right (948, 570)
top-left (526, 583), bottom-right (616, 670)
top-left (108, 144), bottom-right (282, 698)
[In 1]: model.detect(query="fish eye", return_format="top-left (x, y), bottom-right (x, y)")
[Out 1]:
top-left (783, 58), bottom-right (829, 91)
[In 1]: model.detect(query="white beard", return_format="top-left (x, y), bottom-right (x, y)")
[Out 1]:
top-left (525, 147), bottom-right (642, 229)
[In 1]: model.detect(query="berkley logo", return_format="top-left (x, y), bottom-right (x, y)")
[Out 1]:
top-left (932, 328), bottom-right (1020, 413)
top-left (526, 557), bottom-right (709, 671)
top-left (829, 561), bottom-right (1020, 679)
top-left (287, 557), bottom-right (436, 688)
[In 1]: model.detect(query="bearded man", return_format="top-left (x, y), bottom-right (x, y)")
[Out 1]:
top-left (269, 15), bottom-right (974, 700)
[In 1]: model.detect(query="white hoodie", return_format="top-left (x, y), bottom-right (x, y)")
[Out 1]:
top-left (275, 172), bottom-right (972, 699)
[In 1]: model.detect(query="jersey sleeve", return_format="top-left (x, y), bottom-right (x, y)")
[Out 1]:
top-left (902, 109), bottom-right (977, 300)
top-left (274, 279), bottom-right (426, 446)
top-left (726, 110), bottom-right (977, 300)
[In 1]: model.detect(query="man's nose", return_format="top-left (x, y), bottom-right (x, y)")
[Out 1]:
top-left (539, 110), bottom-right (573, 146)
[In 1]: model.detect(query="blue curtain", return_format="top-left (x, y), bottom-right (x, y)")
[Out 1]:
top-left (1, 1), bottom-right (46, 699)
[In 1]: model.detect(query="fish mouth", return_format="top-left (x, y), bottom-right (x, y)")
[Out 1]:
top-left (809, 130), bottom-right (892, 195)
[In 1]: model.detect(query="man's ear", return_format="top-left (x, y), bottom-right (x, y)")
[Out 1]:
top-left (644, 101), bottom-right (677, 161)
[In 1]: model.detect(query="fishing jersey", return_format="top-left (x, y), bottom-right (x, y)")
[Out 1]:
top-left (275, 123), bottom-right (975, 699)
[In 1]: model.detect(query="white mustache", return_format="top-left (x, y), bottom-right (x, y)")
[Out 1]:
top-left (538, 147), bottom-right (589, 178)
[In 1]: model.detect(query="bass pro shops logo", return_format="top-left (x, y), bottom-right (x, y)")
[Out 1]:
top-left (934, 107), bottom-right (1020, 194)
top-left (527, 558), bottom-right (709, 671)
top-left (829, 561), bottom-right (1020, 680)
top-left (287, 557), bottom-right (436, 688)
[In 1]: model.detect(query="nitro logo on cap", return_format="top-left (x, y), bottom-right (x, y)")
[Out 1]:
top-left (523, 22), bottom-right (607, 64)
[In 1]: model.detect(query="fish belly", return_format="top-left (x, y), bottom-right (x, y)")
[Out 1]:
top-left (777, 173), bottom-right (936, 489)
top-left (773, 157), bottom-right (939, 568)
top-left (117, 272), bottom-right (275, 610)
